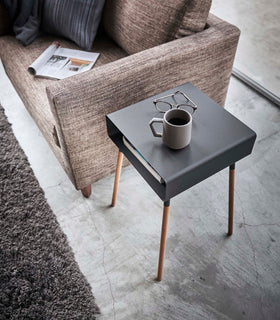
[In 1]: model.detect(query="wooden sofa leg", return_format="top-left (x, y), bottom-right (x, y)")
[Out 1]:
top-left (81, 185), bottom-right (92, 198)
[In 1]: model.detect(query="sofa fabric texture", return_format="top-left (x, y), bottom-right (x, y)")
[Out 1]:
top-left (175, 0), bottom-right (212, 38)
top-left (0, 33), bottom-right (128, 186)
top-left (103, 0), bottom-right (212, 54)
top-left (43, 0), bottom-right (106, 51)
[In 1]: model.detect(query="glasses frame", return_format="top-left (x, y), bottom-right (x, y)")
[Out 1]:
top-left (153, 90), bottom-right (197, 114)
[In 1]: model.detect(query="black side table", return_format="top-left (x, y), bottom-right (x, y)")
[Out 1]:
top-left (106, 83), bottom-right (256, 281)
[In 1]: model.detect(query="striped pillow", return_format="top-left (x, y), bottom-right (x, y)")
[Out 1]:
top-left (42, 0), bottom-right (105, 51)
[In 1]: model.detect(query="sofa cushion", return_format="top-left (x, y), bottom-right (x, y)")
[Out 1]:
top-left (175, 0), bottom-right (212, 38)
top-left (102, 0), bottom-right (212, 54)
top-left (42, 0), bottom-right (106, 51)
top-left (0, 33), bottom-right (128, 170)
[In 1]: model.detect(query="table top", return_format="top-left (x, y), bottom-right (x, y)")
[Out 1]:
top-left (106, 83), bottom-right (256, 201)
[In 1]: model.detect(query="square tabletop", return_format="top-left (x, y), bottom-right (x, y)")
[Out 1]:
top-left (106, 83), bottom-right (256, 201)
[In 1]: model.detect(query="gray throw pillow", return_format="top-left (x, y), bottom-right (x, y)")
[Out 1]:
top-left (42, 0), bottom-right (105, 51)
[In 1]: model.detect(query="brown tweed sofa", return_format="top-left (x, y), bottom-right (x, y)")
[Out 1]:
top-left (0, 0), bottom-right (240, 198)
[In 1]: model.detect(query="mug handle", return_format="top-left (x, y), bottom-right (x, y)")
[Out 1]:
top-left (149, 118), bottom-right (163, 137)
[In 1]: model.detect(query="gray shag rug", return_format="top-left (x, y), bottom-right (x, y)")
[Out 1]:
top-left (0, 105), bottom-right (100, 319)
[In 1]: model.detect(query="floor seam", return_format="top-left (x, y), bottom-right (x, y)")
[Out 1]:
top-left (236, 191), bottom-right (266, 320)
top-left (85, 201), bottom-right (116, 320)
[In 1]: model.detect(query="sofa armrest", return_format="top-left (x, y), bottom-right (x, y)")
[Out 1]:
top-left (46, 14), bottom-right (240, 189)
top-left (0, 4), bottom-right (12, 36)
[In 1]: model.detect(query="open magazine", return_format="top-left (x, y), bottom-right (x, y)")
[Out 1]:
top-left (28, 41), bottom-right (99, 80)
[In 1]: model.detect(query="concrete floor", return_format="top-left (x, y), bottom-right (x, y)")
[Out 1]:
top-left (211, 0), bottom-right (280, 97)
top-left (1, 64), bottom-right (280, 319)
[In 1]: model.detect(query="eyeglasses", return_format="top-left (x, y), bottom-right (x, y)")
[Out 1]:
top-left (153, 90), bottom-right (197, 114)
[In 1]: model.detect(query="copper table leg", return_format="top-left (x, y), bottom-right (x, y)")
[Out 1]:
top-left (111, 151), bottom-right (124, 207)
top-left (157, 200), bottom-right (170, 281)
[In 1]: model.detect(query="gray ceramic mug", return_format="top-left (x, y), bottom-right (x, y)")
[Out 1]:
top-left (149, 109), bottom-right (192, 150)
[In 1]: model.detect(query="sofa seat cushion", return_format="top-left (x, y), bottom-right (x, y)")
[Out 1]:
top-left (0, 33), bottom-right (128, 173)
top-left (102, 0), bottom-right (212, 54)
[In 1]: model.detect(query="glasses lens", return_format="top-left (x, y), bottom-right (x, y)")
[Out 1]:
top-left (178, 104), bottom-right (195, 114)
top-left (155, 101), bottom-right (171, 112)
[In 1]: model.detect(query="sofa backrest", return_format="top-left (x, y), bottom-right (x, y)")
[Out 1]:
top-left (102, 0), bottom-right (212, 55)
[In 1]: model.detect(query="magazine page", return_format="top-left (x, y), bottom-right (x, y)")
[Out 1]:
top-left (35, 47), bottom-right (100, 80)
top-left (28, 42), bottom-right (59, 75)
